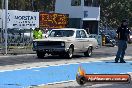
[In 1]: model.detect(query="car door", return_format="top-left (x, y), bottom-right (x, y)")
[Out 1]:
top-left (74, 30), bottom-right (84, 52)
top-left (80, 30), bottom-right (90, 52)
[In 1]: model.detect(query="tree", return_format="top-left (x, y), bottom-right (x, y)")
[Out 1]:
top-left (0, 0), bottom-right (1, 9)
top-left (3, 0), bottom-right (132, 27)
top-left (8, 0), bottom-right (55, 12)
top-left (100, 0), bottom-right (132, 27)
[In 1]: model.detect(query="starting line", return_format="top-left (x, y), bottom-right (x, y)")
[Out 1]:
top-left (0, 61), bottom-right (132, 88)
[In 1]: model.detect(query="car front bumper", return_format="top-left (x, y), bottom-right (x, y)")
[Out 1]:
top-left (33, 47), bottom-right (68, 53)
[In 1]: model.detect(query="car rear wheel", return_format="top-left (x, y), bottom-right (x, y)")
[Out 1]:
top-left (37, 51), bottom-right (45, 59)
top-left (59, 54), bottom-right (65, 58)
top-left (84, 47), bottom-right (92, 57)
top-left (66, 47), bottom-right (73, 59)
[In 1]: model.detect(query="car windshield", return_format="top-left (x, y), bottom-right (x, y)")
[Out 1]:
top-left (48, 30), bottom-right (74, 37)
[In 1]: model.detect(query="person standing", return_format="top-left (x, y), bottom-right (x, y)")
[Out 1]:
top-left (115, 19), bottom-right (131, 63)
top-left (33, 27), bottom-right (43, 39)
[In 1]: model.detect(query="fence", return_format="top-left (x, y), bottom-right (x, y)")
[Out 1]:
top-left (0, 28), bottom-right (35, 54)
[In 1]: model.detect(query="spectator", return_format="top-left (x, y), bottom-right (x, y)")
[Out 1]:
top-left (33, 26), bottom-right (43, 39)
top-left (115, 19), bottom-right (131, 63)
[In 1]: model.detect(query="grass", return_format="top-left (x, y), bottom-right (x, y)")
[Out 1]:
top-left (8, 45), bottom-right (32, 49)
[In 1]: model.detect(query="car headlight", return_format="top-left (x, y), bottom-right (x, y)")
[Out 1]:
top-left (61, 42), bottom-right (65, 46)
top-left (34, 42), bottom-right (37, 46)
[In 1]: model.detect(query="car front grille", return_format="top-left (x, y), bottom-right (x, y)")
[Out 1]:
top-left (37, 41), bottom-right (62, 47)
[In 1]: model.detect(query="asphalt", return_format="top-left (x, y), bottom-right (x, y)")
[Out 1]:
top-left (0, 45), bottom-right (131, 88)
top-left (0, 57), bottom-right (132, 88)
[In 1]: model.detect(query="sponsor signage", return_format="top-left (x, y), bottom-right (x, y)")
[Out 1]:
top-left (1, 10), bottom-right (69, 29)
top-left (0, 10), bottom-right (39, 29)
top-left (7, 10), bottom-right (39, 29)
top-left (39, 12), bottom-right (68, 29)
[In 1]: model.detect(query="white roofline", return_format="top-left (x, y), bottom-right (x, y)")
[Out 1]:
top-left (52, 28), bottom-right (84, 31)
top-left (82, 18), bottom-right (100, 21)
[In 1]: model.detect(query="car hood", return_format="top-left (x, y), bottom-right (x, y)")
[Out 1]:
top-left (33, 37), bottom-right (73, 42)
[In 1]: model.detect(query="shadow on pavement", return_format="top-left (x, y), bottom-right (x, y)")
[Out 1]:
top-left (0, 45), bottom-right (131, 66)
top-left (0, 53), bottom-right (116, 67)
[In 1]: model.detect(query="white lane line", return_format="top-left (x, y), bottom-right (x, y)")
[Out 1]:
top-left (33, 70), bottom-right (40, 72)
top-left (0, 56), bottom-right (132, 72)
top-left (30, 80), bottom-right (76, 87)
top-left (32, 73), bottom-right (132, 87)
top-left (0, 54), bottom-right (36, 58)
top-left (0, 61), bottom-right (91, 72)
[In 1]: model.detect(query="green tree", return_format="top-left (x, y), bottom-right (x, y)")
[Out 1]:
top-left (0, 0), bottom-right (1, 9)
top-left (5, 0), bottom-right (132, 28)
top-left (100, 0), bottom-right (132, 27)
top-left (8, 0), bottom-right (55, 12)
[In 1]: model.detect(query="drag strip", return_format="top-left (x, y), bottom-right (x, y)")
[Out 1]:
top-left (0, 61), bottom-right (132, 88)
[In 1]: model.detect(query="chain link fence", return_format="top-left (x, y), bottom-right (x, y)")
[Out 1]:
top-left (0, 28), bottom-right (35, 55)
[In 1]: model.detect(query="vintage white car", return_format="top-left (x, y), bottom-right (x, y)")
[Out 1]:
top-left (33, 28), bottom-right (98, 59)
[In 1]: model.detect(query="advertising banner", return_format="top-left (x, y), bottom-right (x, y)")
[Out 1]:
top-left (1, 10), bottom-right (68, 29)
top-left (0, 10), bottom-right (39, 29)
top-left (39, 12), bottom-right (68, 29)
top-left (7, 10), bottom-right (39, 29)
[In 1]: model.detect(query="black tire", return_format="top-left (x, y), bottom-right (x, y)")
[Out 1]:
top-left (111, 41), bottom-right (116, 47)
top-left (76, 75), bottom-right (86, 85)
top-left (111, 44), bottom-right (115, 47)
top-left (66, 47), bottom-right (73, 59)
top-left (84, 47), bottom-right (92, 57)
top-left (59, 54), bottom-right (65, 58)
top-left (37, 51), bottom-right (45, 59)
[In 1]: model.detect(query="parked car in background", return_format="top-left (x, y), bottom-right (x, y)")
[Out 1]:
top-left (104, 35), bottom-right (116, 47)
top-left (33, 28), bottom-right (98, 59)
top-left (129, 32), bottom-right (132, 43)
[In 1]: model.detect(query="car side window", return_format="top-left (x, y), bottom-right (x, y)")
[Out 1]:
top-left (49, 31), bottom-right (55, 37)
top-left (80, 30), bottom-right (87, 38)
top-left (76, 30), bottom-right (81, 38)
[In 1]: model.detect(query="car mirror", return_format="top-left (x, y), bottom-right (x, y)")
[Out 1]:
top-left (45, 35), bottom-right (48, 38)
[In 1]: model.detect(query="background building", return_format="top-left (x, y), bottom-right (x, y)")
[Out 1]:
top-left (55, 0), bottom-right (100, 34)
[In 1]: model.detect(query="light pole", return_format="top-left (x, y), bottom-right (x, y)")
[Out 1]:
top-left (1, 0), bottom-right (4, 44)
top-left (32, 0), bottom-right (34, 11)
top-left (5, 0), bottom-right (8, 54)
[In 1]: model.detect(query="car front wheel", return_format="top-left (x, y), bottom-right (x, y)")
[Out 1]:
top-left (37, 51), bottom-right (45, 59)
top-left (84, 47), bottom-right (92, 57)
top-left (66, 47), bottom-right (73, 59)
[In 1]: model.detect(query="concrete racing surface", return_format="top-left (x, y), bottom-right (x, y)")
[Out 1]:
top-left (0, 61), bottom-right (132, 88)
top-left (39, 79), bottom-right (132, 88)
top-left (0, 45), bottom-right (131, 88)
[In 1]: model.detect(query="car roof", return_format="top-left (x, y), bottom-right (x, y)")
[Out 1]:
top-left (52, 28), bottom-right (84, 31)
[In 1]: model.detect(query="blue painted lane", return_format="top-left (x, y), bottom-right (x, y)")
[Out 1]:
top-left (0, 61), bottom-right (132, 88)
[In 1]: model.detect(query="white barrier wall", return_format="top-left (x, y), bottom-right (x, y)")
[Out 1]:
top-left (0, 10), bottom-right (39, 29)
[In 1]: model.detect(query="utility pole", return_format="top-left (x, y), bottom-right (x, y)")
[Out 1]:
top-left (32, 0), bottom-right (34, 11)
top-left (5, 0), bottom-right (8, 54)
top-left (1, 0), bottom-right (4, 44)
